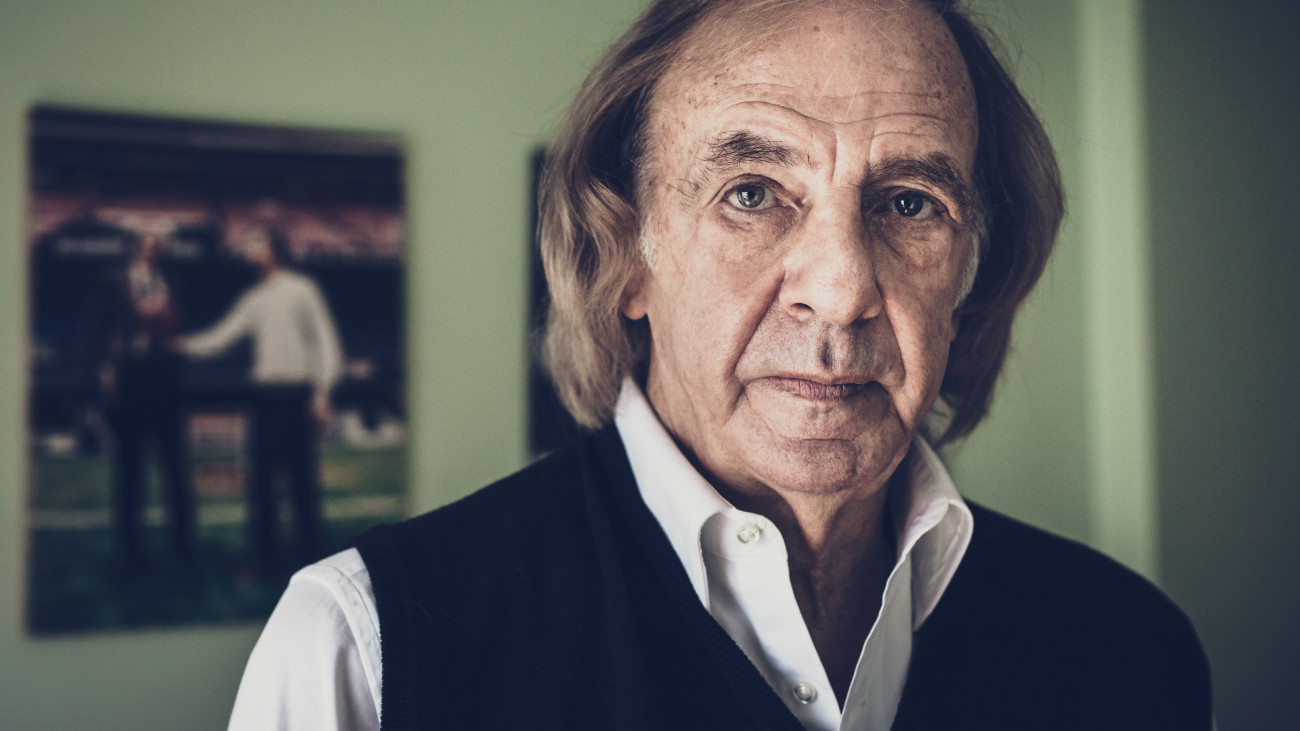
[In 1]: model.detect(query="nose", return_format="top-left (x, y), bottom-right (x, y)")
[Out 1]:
top-left (779, 194), bottom-right (883, 325)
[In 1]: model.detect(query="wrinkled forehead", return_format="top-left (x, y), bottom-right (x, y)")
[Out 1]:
top-left (646, 0), bottom-right (976, 148)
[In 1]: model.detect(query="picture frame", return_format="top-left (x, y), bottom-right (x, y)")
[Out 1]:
top-left (25, 106), bottom-right (409, 634)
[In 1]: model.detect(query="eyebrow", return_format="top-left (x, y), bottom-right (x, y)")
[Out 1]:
top-left (869, 153), bottom-right (977, 215)
top-left (701, 130), bottom-right (801, 169)
top-left (675, 130), bottom-right (802, 202)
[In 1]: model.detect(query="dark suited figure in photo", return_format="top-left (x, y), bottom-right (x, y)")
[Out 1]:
top-left (183, 227), bottom-right (343, 579)
top-left (92, 230), bottom-right (195, 573)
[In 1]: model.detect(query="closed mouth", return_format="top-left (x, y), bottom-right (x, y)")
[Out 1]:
top-left (763, 376), bottom-right (875, 400)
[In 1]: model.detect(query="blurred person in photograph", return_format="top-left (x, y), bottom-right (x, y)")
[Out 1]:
top-left (182, 226), bottom-right (343, 581)
top-left (90, 229), bottom-right (195, 577)
top-left (229, 1), bottom-right (1211, 729)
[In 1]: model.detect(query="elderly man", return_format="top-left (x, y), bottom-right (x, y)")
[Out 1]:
top-left (229, 1), bottom-right (1211, 729)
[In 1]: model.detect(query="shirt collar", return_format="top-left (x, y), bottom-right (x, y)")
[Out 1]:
top-left (612, 379), bottom-right (972, 629)
top-left (889, 434), bottom-right (973, 629)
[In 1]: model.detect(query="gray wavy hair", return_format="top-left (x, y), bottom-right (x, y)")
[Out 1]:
top-left (539, 0), bottom-right (1063, 445)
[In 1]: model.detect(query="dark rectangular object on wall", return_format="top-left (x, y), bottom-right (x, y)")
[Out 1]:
top-left (25, 105), bottom-right (410, 634)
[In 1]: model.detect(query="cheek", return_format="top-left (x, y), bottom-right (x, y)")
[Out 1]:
top-left (647, 228), bottom-right (785, 374)
top-left (884, 277), bottom-right (962, 391)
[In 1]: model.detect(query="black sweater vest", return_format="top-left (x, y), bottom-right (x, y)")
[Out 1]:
top-left (355, 428), bottom-right (1211, 730)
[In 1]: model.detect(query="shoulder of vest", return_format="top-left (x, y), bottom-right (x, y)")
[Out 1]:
top-left (351, 426), bottom-right (645, 616)
top-left (956, 501), bottom-right (1199, 640)
top-left (356, 426), bottom-right (624, 557)
top-left (897, 501), bottom-right (1212, 729)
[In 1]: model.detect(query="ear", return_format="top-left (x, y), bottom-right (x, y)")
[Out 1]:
top-left (947, 307), bottom-right (962, 343)
top-left (620, 267), bottom-right (650, 320)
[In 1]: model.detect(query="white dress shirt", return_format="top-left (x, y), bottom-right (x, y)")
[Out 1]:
top-left (615, 380), bottom-right (972, 730)
top-left (183, 269), bottom-right (343, 397)
top-left (227, 381), bottom-right (973, 730)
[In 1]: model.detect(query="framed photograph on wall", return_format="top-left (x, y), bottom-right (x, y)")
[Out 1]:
top-left (25, 106), bottom-right (408, 634)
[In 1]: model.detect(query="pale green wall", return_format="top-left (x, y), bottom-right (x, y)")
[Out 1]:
top-left (950, 1), bottom-right (1161, 580)
top-left (0, 1), bottom-right (644, 727)
top-left (945, 0), bottom-right (1095, 547)
top-left (1144, 2), bottom-right (1300, 728)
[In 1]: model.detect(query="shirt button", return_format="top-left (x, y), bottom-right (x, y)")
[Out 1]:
top-left (792, 681), bottom-right (818, 704)
top-left (736, 523), bottom-right (762, 544)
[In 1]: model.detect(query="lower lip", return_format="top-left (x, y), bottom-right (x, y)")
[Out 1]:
top-left (764, 377), bottom-right (872, 400)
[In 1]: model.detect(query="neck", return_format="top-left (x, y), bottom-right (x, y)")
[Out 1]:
top-left (715, 469), bottom-right (900, 703)
top-left (720, 478), bottom-right (892, 562)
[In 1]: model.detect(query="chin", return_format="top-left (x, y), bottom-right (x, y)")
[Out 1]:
top-left (720, 391), bottom-right (915, 495)
top-left (748, 434), bottom-right (903, 496)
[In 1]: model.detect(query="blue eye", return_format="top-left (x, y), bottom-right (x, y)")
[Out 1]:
top-left (728, 183), bottom-right (775, 210)
top-left (893, 191), bottom-right (936, 219)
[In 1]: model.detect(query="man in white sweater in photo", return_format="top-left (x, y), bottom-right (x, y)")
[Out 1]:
top-left (183, 226), bottom-right (343, 581)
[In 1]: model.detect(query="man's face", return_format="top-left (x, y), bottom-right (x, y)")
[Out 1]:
top-left (623, 1), bottom-right (979, 498)
top-left (135, 233), bottom-right (162, 264)
top-left (244, 231), bottom-right (275, 270)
